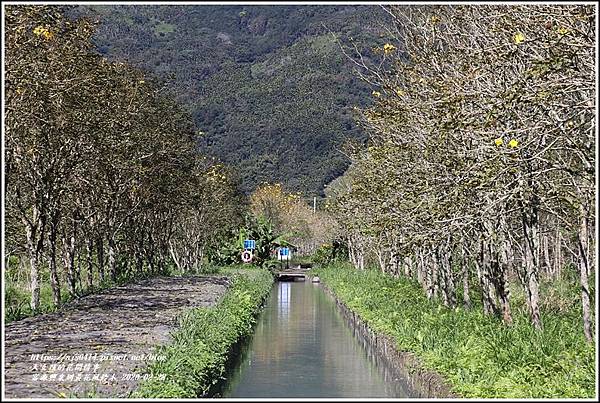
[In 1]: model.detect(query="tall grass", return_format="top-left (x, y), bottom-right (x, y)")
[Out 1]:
top-left (312, 263), bottom-right (595, 398)
top-left (133, 267), bottom-right (273, 398)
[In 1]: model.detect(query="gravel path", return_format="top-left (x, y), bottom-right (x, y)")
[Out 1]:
top-left (3, 275), bottom-right (230, 398)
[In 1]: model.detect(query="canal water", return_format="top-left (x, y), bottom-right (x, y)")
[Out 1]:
top-left (220, 280), bottom-right (411, 398)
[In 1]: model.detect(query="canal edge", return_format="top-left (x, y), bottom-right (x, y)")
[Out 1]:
top-left (205, 272), bottom-right (276, 397)
top-left (315, 278), bottom-right (459, 398)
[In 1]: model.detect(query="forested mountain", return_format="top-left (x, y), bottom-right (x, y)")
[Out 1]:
top-left (72, 5), bottom-right (389, 194)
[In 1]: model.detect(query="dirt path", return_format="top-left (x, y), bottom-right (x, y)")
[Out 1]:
top-left (3, 275), bottom-right (230, 398)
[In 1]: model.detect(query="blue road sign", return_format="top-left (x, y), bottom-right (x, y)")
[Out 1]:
top-left (244, 240), bottom-right (256, 250)
top-left (280, 247), bottom-right (289, 257)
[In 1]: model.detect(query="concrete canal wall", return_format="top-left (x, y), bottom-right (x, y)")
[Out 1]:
top-left (319, 280), bottom-right (457, 398)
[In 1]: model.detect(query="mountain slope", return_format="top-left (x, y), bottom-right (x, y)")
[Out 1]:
top-left (74, 5), bottom-right (388, 194)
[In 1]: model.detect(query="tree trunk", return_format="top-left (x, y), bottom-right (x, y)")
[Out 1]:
top-left (48, 219), bottom-right (62, 307)
top-left (493, 253), bottom-right (513, 325)
top-left (136, 248), bottom-right (144, 274)
top-left (426, 248), bottom-right (436, 300)
top-left (554, 227), bottom-right (562, 280)
top-left (577, 203), bottom-right (593, 342)
top-left (97, 236), bottom-right (105, 283)
top-left (23, 206), bottom-right (45, 312)
top-left (460, 242), bottom-right (471, 309)
top-left (416, 247), bottom-right (427, 292)
top-left (86, 237), bottom-right (94, 289)
top-left (498, 217), bottom-right (513, 325)
top-left (437, 243), bottom-right (456, 308)
top-left (376, 244), bottom-right (387, 273)
top-left (108, 235), bottom-right (117, 282)
top-left (169, 240), bottom-right (183, 273)
top-left (477, 238), bottom-right (499, 316)
top-left (522, 206), bottom-right (542, 330)
top-left (430, 247), bottom-right (439, 299)
top-left (462, 264), bottom-right (471, 309)
top-left (147, 233), bottom-right (155, 273)
top-left (445, 242), bottom-right (456, 308)
top-left (348, 235), bottom-right (356, 268)
top-left (62, 227), bottom-right (77, 297)
top-left (404, 255), bottom-right (412, 278)
top-left (542, 233), bottom-right (552, 279)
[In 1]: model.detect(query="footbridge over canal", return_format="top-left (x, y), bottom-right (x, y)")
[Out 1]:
top-left (274, 264), bottom-right (314, 282)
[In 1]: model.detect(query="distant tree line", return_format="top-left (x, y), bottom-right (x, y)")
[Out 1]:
top-left (326, 5), bottom-right (595, 340)
top-left (5, 5), bottom-right (243, 312)
top-left (249, 183), bottom-right (338, 255)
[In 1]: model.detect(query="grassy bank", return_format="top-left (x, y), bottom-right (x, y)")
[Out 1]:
top-left (312, 263), bottom-right (595, 398)
top-left (133, 266), bottom-right (273, 398)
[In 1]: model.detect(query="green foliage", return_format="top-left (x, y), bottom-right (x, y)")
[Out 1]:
top-left (133, 268), bottom-right (273, 398)
top-left (208, 214), bottom-right (291, 268)
top-left (4, 280), bottom-right (72, 323)
top-left (312, 239), bottom-right (348, 265)
top-left (312, 264), bottom-right (596, 398)
top-left (71, 5), bottom-right (388, 195)
top-left (5, 285), bottom-right (33, 322)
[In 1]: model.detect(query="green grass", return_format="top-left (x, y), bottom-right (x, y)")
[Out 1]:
top-left (4, 282), bottom-right (71, 322)
top-left (132, 266), bottom-right (274, 398)
top-left (312, 263), bottom-right (596, 398)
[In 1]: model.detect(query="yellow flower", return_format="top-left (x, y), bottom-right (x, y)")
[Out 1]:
top-left (513, 33), bottom-right (525, 44)
top-left (372, 90), bottom-right (381, 97)
top-left (33, 26), bottom-right (53, 40)
top-left (139, 80), bottom-right (145, 84)
top-left (557, 27), bottom-right (569, 35)
top-left (508, 139), bottom-right (519, 148)
top-left (16, 87), bottom-right (24, 95)
top-left (395, 88), bottom-right (405, 97)
top-left (383, 43), bottom-right (396, 54)
top-left (494, 138), bottom-right (503, 146)
top-left (430, 15), bottom-right (440, 24)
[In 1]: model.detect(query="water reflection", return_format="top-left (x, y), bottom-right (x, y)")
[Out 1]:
top-left (221, 281), bottom-right (410, 398)
top-left (278, 282), bottom-right (291, 320)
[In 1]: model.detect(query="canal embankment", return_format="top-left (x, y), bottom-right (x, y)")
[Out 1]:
top-left (133, 267), bottom-right (273, 398)
top-left (311, 263), bottom-right (596, 398)
top-left (316, 275), bottom-right (455, 397)
top-left (4, 275), bottom-right (232, 398)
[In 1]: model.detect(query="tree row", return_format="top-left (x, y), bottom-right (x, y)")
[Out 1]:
top-left (326, 5), bottom-right (595, 340)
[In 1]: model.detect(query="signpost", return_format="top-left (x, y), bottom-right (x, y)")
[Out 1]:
top-left (241, 250), bottom-right (253, 263)
top-left (242, 239), bottom-right (256, 263)
top-left (278, 247), bottom-right (291, 269)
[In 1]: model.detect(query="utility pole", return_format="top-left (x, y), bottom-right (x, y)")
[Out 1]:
top-left (313, 196), bottom-right (316, 214)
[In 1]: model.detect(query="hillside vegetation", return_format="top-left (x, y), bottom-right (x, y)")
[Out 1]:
top-left (72, 5), bottom-right (389, 194)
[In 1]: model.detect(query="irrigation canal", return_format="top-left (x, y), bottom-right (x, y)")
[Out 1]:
top-left (219, 279), bottom-right (411, 398)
